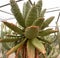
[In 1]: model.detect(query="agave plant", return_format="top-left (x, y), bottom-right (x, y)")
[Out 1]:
top-left (0, 0), bottom-right (58, 58)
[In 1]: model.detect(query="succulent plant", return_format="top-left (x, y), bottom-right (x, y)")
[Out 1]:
top-left (0, 0), bottom-right (58, 58)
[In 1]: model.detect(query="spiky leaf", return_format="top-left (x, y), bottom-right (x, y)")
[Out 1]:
top-left (3, 21), bottom-right (23, 34)
top-left (2, 43), bottom-right (11, 50)
top-left (6, 38), bottom-right (27, 56)
top-left (39, 29), bottom-right (58, 36)
top-left (32, 17), bottom-right (44, 27)
top-left (36, 0), bottom-right (42, 17)
top-left (10, 0), bottom-right (25, 27)
top-left (40, 9), bottom-right (46, 17)
top-left (31, 38), bottom-right (46, 54)
top-left (6, 34), bottom-right (21, 38)
top-left (37, 37), bottom-right (52, 44)
top-left (0, 38), bottom-right (20, 42)
top-left (25, 5), bottom-right (37, 27)
top-left (41, 16), bottom-right (54, 29)
top-left (25, 26), bottom-right (39, 39)
top-left (27, 40), bottom-right (35, 58)
top-left (23, 1), bottom-right (31, 19)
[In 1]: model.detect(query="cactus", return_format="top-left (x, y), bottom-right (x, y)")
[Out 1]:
top-left (0, 0), bottom-right (58, 58)
top-left (25, 26), bottom-right (39, 39)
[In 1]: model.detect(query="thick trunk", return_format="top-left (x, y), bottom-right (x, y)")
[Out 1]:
top-left (22, 44), bottom-right (27, 58)
top-left (35, 49), bottom-right (39, 58)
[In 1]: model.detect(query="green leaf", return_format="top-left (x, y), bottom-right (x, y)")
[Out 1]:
top-left (6, 38), bottom-right (27, 56)
top-left (25, 26), bottom-right (39, 39)
top-left (36, 0), bottom-right (42, 17)
top-left (3, 21), bottom-right (23, 34)
top-left (37, 37), bottom-right (52, 44)
top-left (40, 9), bottom-right (46, 17)
top-left (25, 5), bottom-right (37, 27)
top-left (23, 1), bottom-right (31, 19)
top-left (2, 43), bottom-right (11, 50)
top-left (6, 34), bottom-right (21, 37)
top-left (32, 17), bottom-right (44, 27)
top-left (39, 29), bottom-right (58, 36)
top-left (0, 38), bottom-right (20, 42)
top-left (31, 38), bottom-right (46, 54)
top-left (41, 16), bottom-right (54, 29)
top-left (27, 40), bottom-right (35, 58)
top-left (10, 0), bottom-right (25, 27)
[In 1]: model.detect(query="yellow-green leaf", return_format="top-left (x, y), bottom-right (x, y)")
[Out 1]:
top-left (25, 5), bottom-right (37, 27)
top-left (36, 0), bottom-right (42, 17)
top-left (6, 38), bottom-right (27, 56)
top-left (23, 1), bottom-right (31, 19)
top-left (39, 29), bottom-right (58, 36)
top-left (25, 26), bottom-right (39, 39)
top-left (32, 17), bottom-right (44, 27)
top-left (37, 37), bottom-right (52, 44)
top-left (3, 21), bottom-right (23, 34)
top-left (40, 9), bottom-right (46, 17)
top-left (10, 0), bottom-right (25, 27)
top-left (27, 40), bottom-right (35, 58)
top-left (2, 43), bottom-right (10, 50)
top-left (31, 38), bottom-right (46, 54)
top-left (41, 16), bottom-right (54, 29)
top-left (0, 38), bottom-right (20, 42)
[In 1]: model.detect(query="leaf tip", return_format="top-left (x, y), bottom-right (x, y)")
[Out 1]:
top-left (42, 50), bottom-right (46, 54)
